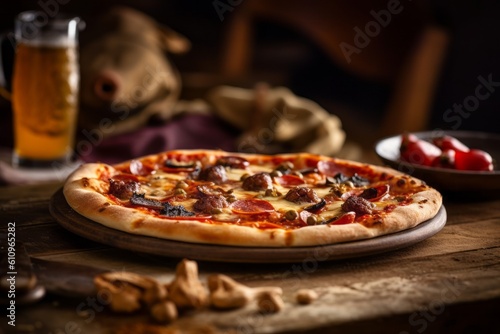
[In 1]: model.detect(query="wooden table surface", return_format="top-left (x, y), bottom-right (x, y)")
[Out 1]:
top-left (1, 181), bottom-right (499, 334)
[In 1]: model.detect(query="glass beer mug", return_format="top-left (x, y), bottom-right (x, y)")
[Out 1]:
top-left (1, 11), bottom-right (83, 167)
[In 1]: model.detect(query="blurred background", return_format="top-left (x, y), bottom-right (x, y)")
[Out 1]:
top-left (1, 0), bottom-right (499, 157)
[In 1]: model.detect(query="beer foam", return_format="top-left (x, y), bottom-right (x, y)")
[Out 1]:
top-left (22, 34), bottom-right (77, 48)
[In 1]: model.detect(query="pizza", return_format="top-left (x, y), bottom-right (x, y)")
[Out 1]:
top-left (63, 149), bottom-right (442, 247)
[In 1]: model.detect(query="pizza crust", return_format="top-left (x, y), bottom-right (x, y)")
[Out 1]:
top-left (63, 151), bottom-right (442, 247)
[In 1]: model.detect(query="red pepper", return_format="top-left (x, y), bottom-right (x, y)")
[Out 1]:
top-left (432, 135), bottom-right (469, 153)
top-left (400, 133), bottom-right (442, 166)
top-left (454, 149), bottom-right (494, 171)
top-left (431, 149), bottom-right (456, 169)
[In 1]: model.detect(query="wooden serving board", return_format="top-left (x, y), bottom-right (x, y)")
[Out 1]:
top-left (49, 188), bottom-right (447, 263)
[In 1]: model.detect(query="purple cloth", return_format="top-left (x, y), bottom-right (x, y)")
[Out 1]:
top-left (76, 114), bottom-right (239, 164)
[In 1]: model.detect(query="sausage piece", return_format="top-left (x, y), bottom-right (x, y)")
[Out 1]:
top-left (216, 156), bottom-right (250, 169)
top-left (109, 179), bottom-right (140, 200)
top-left (341, 195), bottom-right (374, 215)
top-left (284, 187), bottom-right (320, 204)
top-left (198, 165), bottom-right (227, 184)
top-left (242, 173), bottom-right (273, 191)
top-left (193, 195), bottom-right (229, 214)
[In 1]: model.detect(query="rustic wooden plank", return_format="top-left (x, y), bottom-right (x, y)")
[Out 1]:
top-left (33, 227), bottom-right (500, 297)
top-left (1, 203), bottom-right (55, 228)
top-left (10, 296), bottom-right (499, 334)
top-left (13, 246), bottom-right (500, 334)
top-left (279, 298), bottom-right (500, 334)
top-left (16, 223), bottom-right (105, 256)
top-left (0, 182), bottom-right (61, 228)
top-left (443, 197), bottom-right (500, 225)
top-left (372, 218), bottom-right (500, 261)
top-left (172, 248), bottom-right (499, 333)
top-left (0, 181), bottom-right (61, 201)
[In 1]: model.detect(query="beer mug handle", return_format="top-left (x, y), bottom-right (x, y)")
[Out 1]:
top-left (0, 31), bottom-right (15, 100)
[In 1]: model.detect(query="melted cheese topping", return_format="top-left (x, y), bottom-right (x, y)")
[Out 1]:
top-left (112, 157), bottom-right (409, 228)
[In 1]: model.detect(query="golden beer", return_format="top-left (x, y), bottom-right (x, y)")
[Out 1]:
top-left (12, 42), bottom-right (79, 164)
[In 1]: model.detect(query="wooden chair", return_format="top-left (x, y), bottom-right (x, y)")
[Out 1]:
top-left (219, 0), bottom-right (450, 138)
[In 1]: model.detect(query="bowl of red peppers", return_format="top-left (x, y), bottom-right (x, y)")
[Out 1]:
top-left (375, 131), bottom-right (500, 193)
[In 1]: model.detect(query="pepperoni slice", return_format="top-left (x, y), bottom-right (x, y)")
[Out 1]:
top-left (110, 173), bottom-right (139, 182)
top-left (230, 199), bottom-right (275, 214)
top-left (274, 174), bottom-right (305, 187)
top-left (361, 184), bottom-right (390, 202)
top-left (328, 212), bottom-right (356, 225)
top-left (317, 160), bottom-right (341, 176)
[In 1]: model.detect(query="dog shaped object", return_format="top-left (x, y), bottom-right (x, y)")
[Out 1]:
top-left (78, 7), bottom-right (190, 136)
